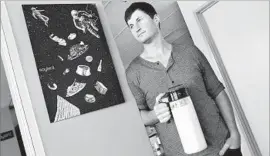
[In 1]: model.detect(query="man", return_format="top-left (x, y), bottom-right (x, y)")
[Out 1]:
top-left (125, 2), bottom-right (242, 156)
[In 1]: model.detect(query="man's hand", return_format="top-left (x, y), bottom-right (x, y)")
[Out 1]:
top-left (153, 93), bottom-right (171, 123)
top-left (219, 132), bottom-right (241, 156)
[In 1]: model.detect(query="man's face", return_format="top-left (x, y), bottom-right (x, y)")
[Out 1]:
top-left (127, 9), bottom-right (159, 44)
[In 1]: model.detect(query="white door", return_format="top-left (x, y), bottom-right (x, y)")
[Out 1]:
top-left (177, 1), bottom-right (269, 156)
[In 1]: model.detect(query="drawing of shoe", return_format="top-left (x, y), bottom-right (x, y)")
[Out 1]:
top-left (49, 34), bottom-right (67, 46)
top-left (66, 79), bottom-right (86, 97)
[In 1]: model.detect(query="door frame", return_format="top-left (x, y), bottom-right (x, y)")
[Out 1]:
top-left (192, 1), bottom-right (262, 156)
top-left (1, 2), bottom-right (45, 156)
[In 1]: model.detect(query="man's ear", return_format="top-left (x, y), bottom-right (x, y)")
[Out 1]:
top-left (153, 14), bottom-right (160, 26)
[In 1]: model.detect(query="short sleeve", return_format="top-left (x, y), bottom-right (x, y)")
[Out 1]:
top-left (126, 66), bottom-right (148, 110)
top-left (189, 46), bottom-right (225, 99)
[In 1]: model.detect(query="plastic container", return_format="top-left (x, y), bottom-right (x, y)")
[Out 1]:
top-left (160, 86), bottom-right (207, 154)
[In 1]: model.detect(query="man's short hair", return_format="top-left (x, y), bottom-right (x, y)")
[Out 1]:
top-left (124, 2), bottom-right (157, 25)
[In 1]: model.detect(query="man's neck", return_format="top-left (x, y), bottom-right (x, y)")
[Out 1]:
top-left (140, 33), bottom-right (172, 68)
top-left (141, 33), bottom-right (172, 61)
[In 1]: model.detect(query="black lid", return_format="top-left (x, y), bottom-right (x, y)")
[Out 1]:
top-left (168, 85), bottom-right (189, 101)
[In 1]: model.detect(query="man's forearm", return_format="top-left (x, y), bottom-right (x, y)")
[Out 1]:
top-left (140, 110), bottom-right (159, 126)
top-left (215, 90), bottom-right (239, 135)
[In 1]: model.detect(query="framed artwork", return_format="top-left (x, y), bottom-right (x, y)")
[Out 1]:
top-left (21, 3), bottom-right (125, 123)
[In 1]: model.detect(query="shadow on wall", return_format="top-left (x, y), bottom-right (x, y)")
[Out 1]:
top-left (103, 1), bottom-right (194, 69)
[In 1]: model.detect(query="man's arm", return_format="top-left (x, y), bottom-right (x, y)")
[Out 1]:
top-left (215, 90), bottom-right (240, 136)
top-left (126, 68), bottom-right (171, 126)
top-left (215, 90), bottom-right (241, 155)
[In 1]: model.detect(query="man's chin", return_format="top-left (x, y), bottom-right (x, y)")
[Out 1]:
top-left (142, 37), bottom-right (153, 44)
top-left (135, 36), bottom-right (153, 44)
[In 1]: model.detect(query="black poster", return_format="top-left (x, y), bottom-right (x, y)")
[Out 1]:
top-left (22, 4), bottom-right (125, 123)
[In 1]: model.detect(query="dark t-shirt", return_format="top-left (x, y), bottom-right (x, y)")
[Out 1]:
top-left (126, 44), bottom-right (229, 156)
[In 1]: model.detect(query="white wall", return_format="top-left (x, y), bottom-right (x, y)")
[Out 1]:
top-left (3, 1), bottom-right (154, 156)
top-left (178, 1), bottom-right (269, 156)
top-left (204, 2), bottom-right (269, 156)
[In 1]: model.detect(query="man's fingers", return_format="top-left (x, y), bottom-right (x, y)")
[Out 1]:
top-left (154, 103), bottom-right (169, 114)
top-left (156, 109), bottom-right (170, 116)
top-left (154, 103), bottom-right (168, 109)
top-left (160, 115), bottom-right (171, 123)
top-left (155, 106), bottom-right (169, 115)
top-left (155, 93), bottom-right (165, 104)
top-left (219, 143), bottom-right (230, 156)
top-left (157, 111), bottom-right (170, 119)
top-left (154, 93), bottom-right (171, 123)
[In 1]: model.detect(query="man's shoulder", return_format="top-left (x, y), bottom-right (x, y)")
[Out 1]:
top-left (173, 44), bottom-right (207, 63)
top-left (126, 56), bottom-right (142, 77)
top-left (172, 43), bottom-right (198, 59)
top-left (172, 43), bottom-right (196, 53)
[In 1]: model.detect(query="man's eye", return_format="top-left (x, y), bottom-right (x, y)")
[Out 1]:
top-left (130, 25), bottom-right (134, 29)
